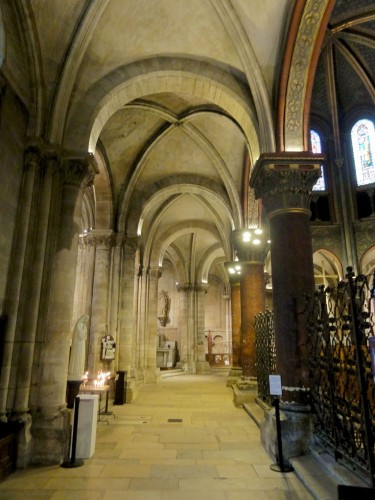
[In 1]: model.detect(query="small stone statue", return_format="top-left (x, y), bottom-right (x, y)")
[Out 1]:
top-left (158, 290), bottom-right (170, 327)
top-left (68, 314), bottom-right (89, 381)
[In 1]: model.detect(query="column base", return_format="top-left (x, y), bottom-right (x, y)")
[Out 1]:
top-left (232, 377), bottom-right (257, 407)
top-left (226, 367), bottom-right (242, 387)
top-left (144, 367), bottom-right (158, 383)
top-left (195, 360), bottom-right (212, 374)
top-left (260, 403), bottom-right (312, 464)
top-left (10, 412), bottom-right (32, 468)
top-left (124, 378), bottom-right (138, 403)
top-left (30, 406), bottom-right (71, 465)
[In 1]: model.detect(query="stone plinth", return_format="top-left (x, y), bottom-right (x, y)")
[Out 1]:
top-left (260, 404), bottom-right (313, 464)
top-left (30, 407), bottom-right (71, 465)
top-left (196, 360), bottom-right (211, 374)
top-left (226, 367), bottom-right (242, 387)
top-left (232, 377), bottom-right (258, 407)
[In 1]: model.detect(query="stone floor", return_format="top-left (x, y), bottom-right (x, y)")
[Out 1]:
top-left (0, 372), bottom-right (313, 499)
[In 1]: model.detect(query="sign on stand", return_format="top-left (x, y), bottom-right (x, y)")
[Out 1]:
top-left (269, 375), bottom-right (282, 396)
top-left (268, 374), bottom-right (294, 473)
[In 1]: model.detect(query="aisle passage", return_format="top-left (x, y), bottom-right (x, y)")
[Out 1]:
top-left (0, 372), bottom-right (312, 499)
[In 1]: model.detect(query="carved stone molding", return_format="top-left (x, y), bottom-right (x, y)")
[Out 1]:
top-left (284, 0), bottom-right (329, 149)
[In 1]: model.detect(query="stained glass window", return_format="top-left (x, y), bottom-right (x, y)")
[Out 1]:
top-left (311, 130), bottom-right (325, 191)
top-left (351, 119), bottom-right (375, 186)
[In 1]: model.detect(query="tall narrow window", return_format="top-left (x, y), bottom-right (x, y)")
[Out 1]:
top-left (351, 118), bottom-right (375, 186)
top-left (311, 130), bottom-right (325, 191)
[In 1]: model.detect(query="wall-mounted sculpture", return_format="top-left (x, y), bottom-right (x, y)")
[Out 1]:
top-left (157, 290), bottom-right (170, 327)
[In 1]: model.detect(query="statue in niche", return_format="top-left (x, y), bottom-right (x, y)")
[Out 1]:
top-left (158, 290), bottom-right (170, 327)
top-left (68, 314), bottom-right (89, 381)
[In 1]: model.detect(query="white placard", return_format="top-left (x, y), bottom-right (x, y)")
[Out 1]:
top-left (269, 374), bottom-right (282, 396)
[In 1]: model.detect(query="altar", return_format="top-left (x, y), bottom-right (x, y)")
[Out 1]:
top-left (156, 340), bottom-right (176, 369)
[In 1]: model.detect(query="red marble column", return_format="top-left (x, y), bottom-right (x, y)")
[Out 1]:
top-left (240, 261), bottom-right (265, 378)
top-left (230, 278), bottom-right (241, 368)
top-left (251, 152), bottom-right (324, 405)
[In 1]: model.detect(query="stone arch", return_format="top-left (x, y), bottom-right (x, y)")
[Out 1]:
top-left (277, 0), bottom-right (335, 151)
top-left (94, 146), bottom-right (113, 230)
top-left (150, 223), bottom-right (222, 271)
top-left (359, 245), bottom-right (375, 275)
top-left (142, 196), bottom-right (231, 269)
top-left (163, 245), bottom-right (186, 286)
top-left (63, 58), bottom-right (260, 159)
top-left (197, 245), bottom-right (226, 283)
top-left (127, 179), bottom-right (235, 236)
top-left (119, 118), bottom-right (244, 230)
top-left (313, 248), bottom-right (343, 287)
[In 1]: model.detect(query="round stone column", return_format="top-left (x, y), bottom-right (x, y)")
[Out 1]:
top-left (229, 278), bottom-right (241, 368)
top-left (87, 230), bottom-right (114, 375)
top-left (240, 260), bottom-right (265, 379)
top-left (177, 284), bottom-right (189, 369)
top-left (0, 145), bottom-right (41, 420)
top-left (32, 155), bottom-right (97, 464)
top-left (195, 284), bottom-right (211, 374)
top-left (118, 238), bottom-right (138, 373)
top-left (230, 229), bottom-right (268, 406)
top-left (225, 274), bottom-right (242, 387)
top-left (251, 152), bottom-right (324, 406)
top-left (145, 267), bottom-right (161, 382)
top-left (13, 151), bottom-right (57, 415)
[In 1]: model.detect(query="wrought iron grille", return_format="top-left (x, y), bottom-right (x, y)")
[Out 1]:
top-left (306, 268), bottom-right (375, 486)
top-left (255, 307), bottom-right (276, 405)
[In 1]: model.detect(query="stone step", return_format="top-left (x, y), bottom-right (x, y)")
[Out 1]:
top-left (242, 401), bottom-right (265, 428)
top-left (159, 368), bottom-right (186, 379)
top-left (242, 401), bottom-right (374, 499)
top-left (291, 449), bottom-right (374, 500)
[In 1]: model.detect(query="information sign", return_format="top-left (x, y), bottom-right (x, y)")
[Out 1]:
top-left (269, 374), bottom-right (282, 396)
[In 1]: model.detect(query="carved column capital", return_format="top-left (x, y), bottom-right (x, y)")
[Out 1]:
top-left (62, 154), bottom-right (99, 189)
top-left (195, 283), bottom-right (209, 294)
top-left (92, 229), bottom-right (115, 249)
top-left (148, 266), bottom-right (162, 281)
top-left (79, 233), bottom-right (95, 248)
top-left (24, 143), bottom-right (62, 175)
top-left (124, 235), bottom-right (140, 254)
top-left (176, 283), bottom-right (191, 293)
top-left (250, 152), bottom-right (325, 218)
top-left (24, 144), bottom-right (43, 171)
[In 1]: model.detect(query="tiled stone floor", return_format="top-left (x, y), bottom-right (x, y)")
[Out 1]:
top-left (0, 372), bottom-right (312, 499)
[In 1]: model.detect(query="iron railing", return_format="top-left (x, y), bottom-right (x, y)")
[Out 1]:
top-left (255, 307), bottom-right (276, 405)
top-left (306, 268), bottom-right (375, 486)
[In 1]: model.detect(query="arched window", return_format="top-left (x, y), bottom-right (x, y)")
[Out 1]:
top-left (311, 130), bottom-right (325, 191)
top-left (351, 118), bottom-right (375, 186)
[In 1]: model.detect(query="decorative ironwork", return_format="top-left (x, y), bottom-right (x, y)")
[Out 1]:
top-left (255, 307), bottom-right (276, 405)
top-left (306, 267), bottom-right (375, 487)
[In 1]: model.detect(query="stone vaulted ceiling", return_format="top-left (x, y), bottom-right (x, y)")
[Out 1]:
top-left (4, 0), bottom-right (290, 287)
top-left (3, 0), bottom-right (373, 286)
